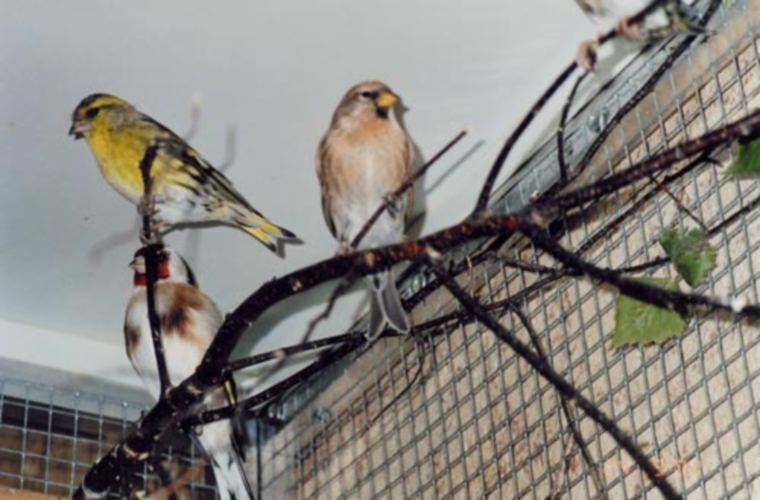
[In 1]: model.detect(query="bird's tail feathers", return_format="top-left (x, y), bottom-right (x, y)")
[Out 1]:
top-left (365, 270), bottom-right (410, 341)
top-left (196, 421), bottom-right (255, 500)
top-left (235, 211), bottom-right (297, 253)
top-left (211, 448), bottom-right (254, 500)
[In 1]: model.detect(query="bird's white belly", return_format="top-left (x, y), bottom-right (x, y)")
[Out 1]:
top-left (156, 185), bottom-right (213, 225)
top-left (130, 331), bottom-right (205, 401)
top-left (333, 154), bottom-right (406, 249)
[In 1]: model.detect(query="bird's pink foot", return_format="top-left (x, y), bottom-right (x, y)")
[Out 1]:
top-left (576, 38), bottom-right (599, 73)
top-left (139, 220), bottom-right (164, 245)
top-left (139, 230), bottom-right (160, 246)
top-left (383, 192), bottom-right (402, 217)
top-left (336, 241), bottom-right (354, 256)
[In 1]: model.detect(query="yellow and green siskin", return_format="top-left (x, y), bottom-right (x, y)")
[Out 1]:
top-left (70, 93), bottom-right (297, 252)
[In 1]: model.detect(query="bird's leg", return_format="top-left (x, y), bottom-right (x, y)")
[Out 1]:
top-left (336, 240), bottom-right (354, 256)
top-left (137, 193), bottom-right (168, 216)
top-left (139, 221), bottom-right (164, 245)
top-left (577, 12), bottom-right (647, 72)
top-left (576, 37), bottom-right (600, 73)
top-left (138, 193), bottom-right (156, 217)
top-left (383, 192), bottom-right (401, 218)
top-left (138, 194), bottom-right (165, 245)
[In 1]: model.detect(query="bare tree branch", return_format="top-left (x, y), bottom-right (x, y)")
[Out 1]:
top-left (530, 109), bottom-right (760, 221)
top-left (424, 256), bottom-right (680, 499)
top-left (137, 145), bottom-right (171, 399)
top-left (472, 0), bottom-right (677, 215)
top-left (73, 4), bottom-right (749, 494)
top-left (351, 128), bottom-right (469, 248)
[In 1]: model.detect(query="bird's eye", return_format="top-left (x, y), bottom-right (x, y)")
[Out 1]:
top-left (85, 108), bottom-right (100, 119)
top-left (359, 90), bottom-right (375, 100)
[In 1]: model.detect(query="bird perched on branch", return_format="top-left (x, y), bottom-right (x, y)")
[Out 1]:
top-left (125, 245), bottom-right (253, 499)
top-left (575, 0), bottom-right (704, 71)
top-left (70, 93), bottom-right (297, 253)
top-left (316, 81), bottom-right (414, 341)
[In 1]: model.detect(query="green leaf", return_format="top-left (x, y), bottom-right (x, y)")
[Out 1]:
top-left (725, 138), bottom-right (760, 176)
top-left (613, 278), bottom-right (687, 347)
top-left (659, 228), bottom-right (717, 287)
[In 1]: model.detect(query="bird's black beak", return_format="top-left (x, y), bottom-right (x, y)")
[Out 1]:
top-left (68, 120), bottom-right (88, 140)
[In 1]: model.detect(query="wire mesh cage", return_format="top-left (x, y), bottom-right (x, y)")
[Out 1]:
top-left (253, 1), bottom-right (760, 499)
top-left (2, 1), bottom-right (760, 499)
top-left (0, 376), bottom-right (220, 498)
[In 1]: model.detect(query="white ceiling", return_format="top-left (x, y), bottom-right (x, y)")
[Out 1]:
top-left (0, 1), bottom-right (601, 393)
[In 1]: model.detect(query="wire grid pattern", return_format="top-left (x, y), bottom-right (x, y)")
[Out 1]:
top-left (256, 2), bottom-right (760, 499)
top-left (0, 376), bottom-right (219, 498)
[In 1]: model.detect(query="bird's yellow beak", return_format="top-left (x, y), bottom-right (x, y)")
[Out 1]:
top-left (375, 91), bottom-right (398, 110)
top-left (68, 120), bottom-right (90, 139)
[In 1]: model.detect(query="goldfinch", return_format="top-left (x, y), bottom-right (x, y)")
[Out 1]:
top-left (125, 245), bottom-right (253, 499)
top-left (316, 81), bottom-right (413, 340)
top-left (575, 0), bottom-right (704, 71)
top-left (70, 93), bottom-right (296, 252)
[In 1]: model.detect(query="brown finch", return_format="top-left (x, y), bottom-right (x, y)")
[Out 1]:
top-left (316, 81), bottom-right (414, 340)
top-left (124, 245), bottom-right (252, 499)
top-left (575, 0), bottom-right (704, 71)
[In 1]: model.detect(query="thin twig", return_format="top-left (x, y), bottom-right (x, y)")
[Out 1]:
top-left (531, 109), bottom-right (760, 221)
top-left (492, 252), bottom-right (577, 278)
top-left (359, 336), bottom-right (428, 438)
top-left (186, 340), bottom-right (365, 428)
top-left (228, 331), bottom-right (374, 373)
top-left (351, 128), bottom-right (469, 248)
top-left (517, 218), bottom-right (760, 317)
top-left (138, 145), bottom-right (170, 398)
top-left (217, 126), bottom-right (237, 172)
top-left (424, 256), bottom-right (680, 499)
top-left (557, 74), bottom-right (586, 184)
top-left (182, 94), bottom-right (202, 142)
top-left (572, 151), bottom-right (711, 258)
top-left (504, 301), bottom-right (607, 499)
top-left (471, 0), bottom-right (674, 215)
top-left (473, 63), bottom-right (577, 216)
top-left (647, 174), bottom-right (708, 231)
top-left (246, 274), bottom-right (357, 393)
top-left (419, 149), bottom-right (711, 317)
top-left (574, 0), bottom-right (720, 177)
